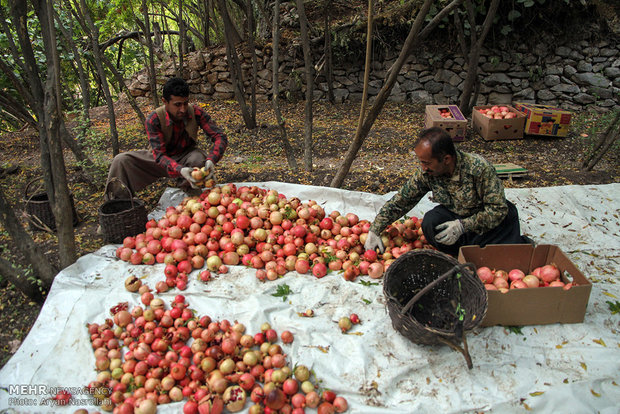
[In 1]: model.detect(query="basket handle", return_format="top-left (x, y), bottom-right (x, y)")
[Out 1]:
top-left (24, 177), bottom-right (43, 200)
top-left (21, 178), bottom-right (56, 233)
top-left (103, 177), bottom-right (134, 208)
top-left (400, 262), bottom-right (477, 316)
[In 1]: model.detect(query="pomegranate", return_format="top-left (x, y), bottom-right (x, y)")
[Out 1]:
top-left (539, 264), bottom-right (560, 283)
top-left (223, 385), bottom-right (247, 412)
top-left (476, 266), bottom-right (494, 284)
top-left (265, 388), bottom-right (286, 410)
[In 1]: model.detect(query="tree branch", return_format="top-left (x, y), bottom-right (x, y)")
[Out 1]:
top-left (98, 30), bottom-right (180, 52)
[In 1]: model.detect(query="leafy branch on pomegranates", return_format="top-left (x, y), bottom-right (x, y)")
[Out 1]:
top-left (606, 300), bottom-right (620, 314)
top-left (271, 284), bottom-right (291, 302)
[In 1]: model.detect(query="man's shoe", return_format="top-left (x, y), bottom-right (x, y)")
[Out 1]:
top-left (521, 235), bottom-right (535, 245)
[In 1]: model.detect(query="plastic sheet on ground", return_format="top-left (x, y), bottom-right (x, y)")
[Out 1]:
top-left (1, 182), bottom-right (619, 414)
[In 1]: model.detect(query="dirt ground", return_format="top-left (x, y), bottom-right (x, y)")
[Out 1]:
top-left (0, 99), bottom-right (618, 369)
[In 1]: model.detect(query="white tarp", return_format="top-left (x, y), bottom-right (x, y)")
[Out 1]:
top-left (1, 182), bottom-right (619, 414)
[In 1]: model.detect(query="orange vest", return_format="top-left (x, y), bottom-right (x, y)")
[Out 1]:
top-left (155, 105), bottom-right (199, 144)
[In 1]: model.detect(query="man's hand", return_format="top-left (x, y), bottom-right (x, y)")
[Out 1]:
top-left (204, 160), bottom-right (215, 181)
top-left (435, 220), bottom-right (464, 245)
top-left (364, 230), bottom-right (385, 254)
top-left (180, 167), bottom-right (199, 189)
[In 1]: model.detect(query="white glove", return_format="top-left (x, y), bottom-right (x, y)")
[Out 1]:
top-left (435, 220), bottom-right (464, 245)
top-left (204, 160), bottom-right (215, 181)
top-left (364, 230), bottom-right (385, 254)
top-left (180, 167), bottom-right (199, 189)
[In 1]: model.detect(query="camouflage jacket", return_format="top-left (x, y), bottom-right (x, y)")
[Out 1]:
top-left (369, 150), bottom-right (508, 235)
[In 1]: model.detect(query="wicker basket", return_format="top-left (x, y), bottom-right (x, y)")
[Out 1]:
top-left (23, 178), bottom-right (79, 232)
top-left (383, 249), bottom-right (487, 369)
top-left (98, 179), bottom-right (148, 244)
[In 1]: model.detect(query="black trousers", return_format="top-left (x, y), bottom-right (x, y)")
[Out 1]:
top-left (421, 201), bottom-right (526, 256)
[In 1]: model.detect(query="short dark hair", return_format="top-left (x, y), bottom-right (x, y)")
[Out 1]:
top-left (414, 127), bottom-right (456, 160)
top-left (162, 77), bottom-right (189, 101)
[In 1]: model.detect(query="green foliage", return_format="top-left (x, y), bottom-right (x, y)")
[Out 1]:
top-left (72, 112), bottom-right (114, 182)
top-left (607, 301), bottom-right (620, 315)
top-left (272, 283), bottom-right (291, 301)
top-left (506, 326), bottom-right (524, 335)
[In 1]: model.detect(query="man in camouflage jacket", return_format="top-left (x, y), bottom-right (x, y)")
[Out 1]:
top-left (364, 127), bottom-right (527, 256)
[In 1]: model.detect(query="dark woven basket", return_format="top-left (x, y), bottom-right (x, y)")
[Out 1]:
top-left (98, 179), bottom-right (148, 244)
top-left (23, 179), bottom-right (79, 232)
top-left (383, 249), bottom-right (488, 369)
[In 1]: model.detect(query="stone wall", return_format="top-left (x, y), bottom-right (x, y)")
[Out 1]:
top-left (128, 37), bottom-right (620, 111)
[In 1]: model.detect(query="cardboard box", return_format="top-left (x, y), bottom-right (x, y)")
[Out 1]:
top-left (513, 102), bottom-right (572, 137)
top-left (424, 105), bottom-right (467, 141)
top-left (472, 105), bottom-right (526, 141)
top-left (458, 244), bottom-right (592, 327)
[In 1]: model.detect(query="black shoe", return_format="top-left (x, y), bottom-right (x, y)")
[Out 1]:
top-left (521, 235), bottom-right (535, 245)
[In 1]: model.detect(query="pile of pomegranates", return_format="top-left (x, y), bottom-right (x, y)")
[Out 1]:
top-left (477, 105), bottom-right (518, 120)
top-left (115, 184), bottom-right (432, 291)
top-left (86, 293), bottom-right (349, 413)
top-left (477, 263), bottom-right (575, 292)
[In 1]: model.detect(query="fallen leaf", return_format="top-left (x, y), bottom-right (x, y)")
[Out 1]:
top-left (603, 292), bottom-right (617, 299)
top-left (593, 338), bottom-right (607, 347)
top-left (590, 389), bottom-right (601, 397)
top-left (581, 362), bottom-right (588, 371)
top-left (529, 391), bottom-right (545, 396)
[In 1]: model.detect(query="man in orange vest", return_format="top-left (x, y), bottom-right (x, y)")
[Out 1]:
top-left (105, 77), bottom-right (228, 199)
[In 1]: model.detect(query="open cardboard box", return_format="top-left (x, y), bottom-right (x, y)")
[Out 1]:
top-left (472, 105), bottom-right (526, 141)
top-left (458, 244), bottom-right (592, 327)
top-left (424, 105), bottom-right (467, 141)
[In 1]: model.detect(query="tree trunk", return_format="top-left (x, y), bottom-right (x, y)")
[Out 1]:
top-left (179, 0), bottom-right (186, 71)
top-left (254, 0), bottom-right (271, 41)
top-left (246, 0), bottom-right (258, 124)
top-left (142, 0), bottom-right (159, 106)
top-left (324, 0), bottom-right (335, 104)
top-left (53, 7), bottom-right (91, 125)
top-left (0, 188), bottom-right (56, 299)
top-left (78, 0), bottom-right (120, 156)
top-left (41, 0), bottom-right (78, 268)
top-left (204, 0), bottom-right (211, 46)
top-left (3, 0), bottom-right (70, 285)
top-left (357, 0), bottom-right (373, 130)
top-left (330, 0), bottom-right (463, 188)
top-left (0, 256), bottom-right (43, 302)
top-left (101, 55), bottom-right (146, 125)
top-left (458, 0), bottom-right (500, 117)
top-left (582, 111), bottom-right (620, 171)
top-left (296, 0), bottom-right (314, 171)
top-left (271, 0), bottom-right (298, 171)
top-left (161, 4), bottom-right (180, 76)
top-left (217, 0), bottom-right (256, 129)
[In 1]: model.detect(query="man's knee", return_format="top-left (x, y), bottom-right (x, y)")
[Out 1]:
top-left (421, 206), bottom-right (453, 237)
top-left (185, 151), bottom-right (206, 168)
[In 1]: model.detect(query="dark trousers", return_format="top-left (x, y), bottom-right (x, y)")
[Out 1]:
top-left (421, 201), bottom-right (525, 256)
top-left (105, 148), bottom-right (206, 199)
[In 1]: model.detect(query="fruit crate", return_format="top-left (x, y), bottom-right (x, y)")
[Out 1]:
top-left (513, 102), bottom-right (572, 137)
top-left (424, 105), bottom-right (467, 142)
top-left (472, 105), bottom-right (526, 141)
